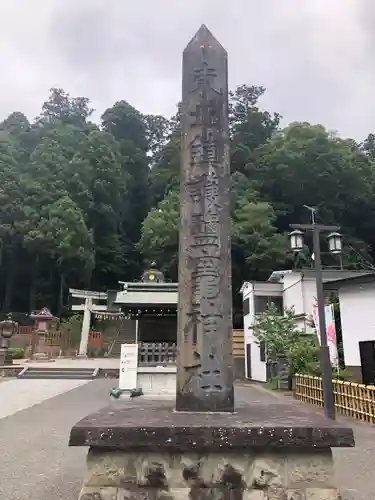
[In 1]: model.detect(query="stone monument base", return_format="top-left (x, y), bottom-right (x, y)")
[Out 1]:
top-left (30, 352), bottom-right (50, 361)
top-left (69, 399), bottom-right (354, 500)
top-left (0, 347), bottom-right (13, 365)
top-left (30, 333), bottom-right (51, 360)
top-left (0, 347), bottom-right (8, 366)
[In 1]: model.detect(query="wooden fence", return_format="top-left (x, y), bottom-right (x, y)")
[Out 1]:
top-left (294, 374), bottom-right (375, 424)
top-left (13, 329), bottom-right (104, 350)
top-left (138, 342), bottom-right (177, 364)
top-left (13, 328), bottom-right (244, 363)
top-left (232, 329), bottom-right (245, 358)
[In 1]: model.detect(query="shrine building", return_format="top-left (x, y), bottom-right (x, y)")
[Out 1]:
top-left (70, 263), bottom-right (244, 374)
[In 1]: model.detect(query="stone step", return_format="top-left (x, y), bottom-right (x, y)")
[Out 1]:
top-left (17, 367), bottom-right (97, 380)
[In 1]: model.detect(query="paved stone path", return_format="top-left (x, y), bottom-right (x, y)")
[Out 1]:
top-left (0, 378), bottom-right (114, 500)
top-left (250, 384), bottom-right (375, 500)
top-left (0, 379), bottom-right (373, 499)
top-left (0, 379), bottom-right (91, 419)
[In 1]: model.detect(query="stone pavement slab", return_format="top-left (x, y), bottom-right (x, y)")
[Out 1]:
top-left (0, 379), bottom-right (91, 419)
top-left (0, 380), bottom-right (373, 499)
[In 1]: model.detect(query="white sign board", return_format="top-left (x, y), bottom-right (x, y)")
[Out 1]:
top-left (119, 344), bottom-right (139, 390)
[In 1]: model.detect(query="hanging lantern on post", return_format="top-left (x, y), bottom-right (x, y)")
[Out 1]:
top-left (327, 232), bottom-right (343, 254)
top-left (289, 229), bottom-right (304, 253)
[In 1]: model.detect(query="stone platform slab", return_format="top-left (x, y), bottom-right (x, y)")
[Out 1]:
top-left (70, 398), bottom-right (354, 450)
top-left (70, 397), bottom-right (353, 499)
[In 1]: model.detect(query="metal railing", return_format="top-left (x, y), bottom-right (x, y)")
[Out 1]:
top-left (294, 373), bottom-right (375, 424)
top-left (138, 342), bottom-right (177, 365)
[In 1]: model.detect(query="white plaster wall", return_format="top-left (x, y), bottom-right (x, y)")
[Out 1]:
top-left (339, 282), bottom-right (375, 366)
top-left (281, 272), bottom-right (317, 315)
top-left (242, 284), bottom-right (253, 380)
top-left (302, 279), bottom-right (318, 316)
top-left (282, 273), bottom-right (317, 333)
top-left (282, 272), bottom-right (304, 314)
top-left (242, 283), bottom-right (266, 382)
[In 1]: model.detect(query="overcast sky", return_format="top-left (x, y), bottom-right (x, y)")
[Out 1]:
top-left (1, 0), bottom-right (374, 139)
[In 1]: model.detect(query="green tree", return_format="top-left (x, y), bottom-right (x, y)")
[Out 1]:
top-left (143, 114), bottom-right (172, 160)
top-left (253, 304), bottom-right (319, 376)
top-left (258, 123), bottom-right (374, 225)
top-left (229, 84), bottom-right (280, 177)
top-left (0, 136), bottom-right (26, 310)
top-left (44, 196), bottom-right (94, 313)
top-left (36, 88), bottom-right (94, 128)
top-left (59, 313), bottom-right (83, 352)
top-left (68, 130), bottom-right (125, 288)
top-left (231, 172), bottom-right (289, 294)
top-left (257, 122), bottom-right (375, 267)
top-left (2, 82), bottom-right (375, 317)
top-left (0, 112), bottom-right (34, 160)
top-left (102, 101), bottom-right (150, 279)
top-left (361, 133), bottom-right (375, 161)
top-left (232, 192), bottom-right (289, 278)
top-left (138, 190), bottom-right (180, 280)
top-left (149, 135), bottom-right (180, 206)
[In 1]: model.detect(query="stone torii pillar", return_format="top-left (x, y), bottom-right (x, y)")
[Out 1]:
top-left (176, 24), bottom-right (234, 412)
top-left (69, 289), bottom-right (108, 357)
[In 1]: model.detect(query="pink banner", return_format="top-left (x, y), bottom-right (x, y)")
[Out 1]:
top-left (313, 304), bottom-right (338, 366)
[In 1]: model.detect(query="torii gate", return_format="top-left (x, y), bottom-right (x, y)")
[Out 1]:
top-left (69, 288), bottom-right (108, 357)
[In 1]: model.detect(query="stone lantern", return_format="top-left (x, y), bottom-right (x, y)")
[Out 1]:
top-left (30, 307), bottom-right (57, 360)
top-left (0, 313), bottom-right (19, 366)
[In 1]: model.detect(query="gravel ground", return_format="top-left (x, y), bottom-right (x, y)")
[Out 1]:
top-left (0, 380), bottom-right (373, 500)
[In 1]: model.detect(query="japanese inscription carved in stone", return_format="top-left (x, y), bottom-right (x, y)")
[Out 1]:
top-left (176, 25), bottom-right (234, 412)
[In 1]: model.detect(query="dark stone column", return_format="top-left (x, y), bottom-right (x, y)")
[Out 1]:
top-left (176, 25), bottom-right (234, 412)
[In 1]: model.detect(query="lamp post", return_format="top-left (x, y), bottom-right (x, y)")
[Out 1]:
top-left (289, 208), bottom-right (343, 420)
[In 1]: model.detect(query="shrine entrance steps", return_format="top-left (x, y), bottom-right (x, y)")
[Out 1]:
top-left (17, 366), bottom-right (98, 380)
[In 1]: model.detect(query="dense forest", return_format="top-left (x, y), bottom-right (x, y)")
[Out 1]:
top-left (1, 85), bottom-right (375, 315)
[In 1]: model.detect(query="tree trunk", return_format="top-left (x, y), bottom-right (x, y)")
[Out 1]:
top-left (2, 248), bottom-right (16, 313)
top-left (28, 254), bottom-right (39, 313)
top-left (57, 272), bottom-right (64, 316)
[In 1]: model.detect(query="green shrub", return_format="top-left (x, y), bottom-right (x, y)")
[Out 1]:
top-left (8, 347), bottom-right (25, 359)
top-left (332, 367), bottom-right (352, 381)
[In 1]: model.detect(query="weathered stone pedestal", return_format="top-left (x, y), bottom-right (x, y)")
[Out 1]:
top-left (69, 399), bottom-right (354, 500)
top-left (31, 333), bottom-right (50, 360)
top-left (0, 347), bottom-right (9, 366)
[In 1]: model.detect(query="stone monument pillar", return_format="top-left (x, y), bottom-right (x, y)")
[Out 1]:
top-left (69, 26), bottom-right (354, 500)
top-left (176, 24), bottom-right (233, 413)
